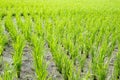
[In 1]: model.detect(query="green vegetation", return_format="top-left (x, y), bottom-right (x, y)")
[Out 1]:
top-left (0, 0), bottom-right (120, 80)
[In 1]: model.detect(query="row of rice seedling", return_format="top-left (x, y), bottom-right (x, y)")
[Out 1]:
top-left (114, 20), bottom-right (120, 79)
top-left (15, 14), bottom-right (32, 41)
top-left (12, 34), bottom-right (26, 78)
top-left (46, 33), bottom-right (80, 80)
top-left (114, 48), bottom-right (120, 79)
top-left (30, 33), bottom-right (48, 80)
top-left (0, 20), bottom-right (8, 56)
top-left (0, 14), bottom-right (15, 80)
top-left (16, 14), bottom-right (49, 79)
top-left (50, 16), bottom-right (87, 73)
top-left (42, 15), bottom-right (91, 79)
top-left (40, 8), bottom-right (120, 79)
top-left (0, 18), bottom-right (8, 79)
top-left (2, 15), bottom-right (25, 79)
top-left (0, 0), bottom-right (120, 80)
top-left (5, 15), bottom-right (18, 41)
top-left (0, 15), bottom-right (15, 80)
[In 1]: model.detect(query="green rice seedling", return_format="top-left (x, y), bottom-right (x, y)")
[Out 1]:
top-left (34, 19), bottom-right (44, 38)
top-left (114, 45), bottom-right (120, 79)
top-left (83, 70), bottom-right (92, 80)
top-left (5, 15), bottom-right (18, 41)
top-left (46, 27), bottom-right (79, 79)
top-left (0, 35), bottom-right (8, 56)
top-left (77, 53), bottom-right (86, 73)
top-left (61, 28), bottom-right (79, 62)
top-left (54, 50), bottom-right (64, 74)
top-left (90, 27), bottom-right (105, 60)
top-left (91, 57), bottom-right (107, 80)
top-left (96, 61), bottom-right (108, 80)
top-left (16, 14), bottom-right (33, 41)
top-left (63, 24), bottom-right (80, 59)
top-left (31, 33), bottom-right (48, 80)
top-left (17, 15), bottom-right (32, 41)
top-left (59, 44), bottom-right (81, 80)
top-left (0, 21), bottom-right (8, 75)
top-left (48, 34), bottom-right (80, 80)
top-left (2, 63), bottom-right (15, 80)
top-left (62, 56), bottom-right (73, 80)
top-left (0, 20), bottom-right (8, 55)
top-left (23, 16), bottom-right (32, 41)
top-left (12, 34), bottom-right (25, 78)
top-left (49, 35), bottom-right (63, 70)
top-left (0, 0), bottom-right (120, 79)
top-left (113, 23), bottom-right (120, 79)
top-left (16, 14), bottom-right (24, 33)
top-left (70, 32), bottom-right (86, 72)
top-left (0, 38), bottom-right (5, 56)
top-left (62, 53), bottom-right (81, 80)
top-left (53, 45), bottom-right (76, 80)
top-left (91, 39), bottom-right (109, 80)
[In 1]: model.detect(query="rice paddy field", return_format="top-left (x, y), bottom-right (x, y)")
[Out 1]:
top-left (0, 0), bottom-right (120, 80)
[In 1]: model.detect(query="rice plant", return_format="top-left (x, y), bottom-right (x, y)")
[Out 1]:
top-left (12, 34), bottom-right (25, 78)
top-left (31, 33), bottom-right (48, 80)
top-left (0, 0), bottom-right (120, 80)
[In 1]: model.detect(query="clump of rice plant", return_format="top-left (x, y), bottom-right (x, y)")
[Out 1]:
top-left (12, 34), bottom-right (25, 78)
top-left (114, 51), bottom-right (120, 79)
top-left (2, 63), bottom-right (15, 80)
top-left (0, 20), bottom-right (8, 55)
top-left (31, 33), bottom-right (48, 80)
top-left (5, 15), bottom-right (18, 41)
